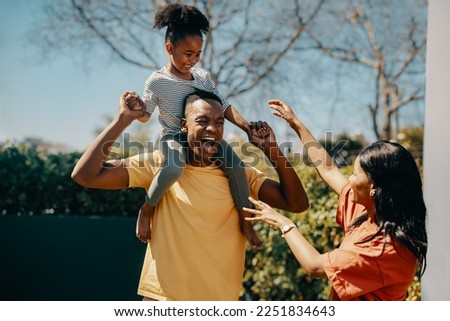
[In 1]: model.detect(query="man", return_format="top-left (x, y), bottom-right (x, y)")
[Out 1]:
top-left (71, 90), bottom-right (309, 300)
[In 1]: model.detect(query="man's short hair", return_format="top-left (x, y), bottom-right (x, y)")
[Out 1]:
top-left (183, 89), bottom-right (223, 114)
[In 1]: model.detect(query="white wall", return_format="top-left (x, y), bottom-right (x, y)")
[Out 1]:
top-left (421, 0), bottom-right (450, 300)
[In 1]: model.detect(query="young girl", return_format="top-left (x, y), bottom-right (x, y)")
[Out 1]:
top-left (127, 3), bottom-right (261, 249)
top-left (244, 99), bottom-right (428, 300)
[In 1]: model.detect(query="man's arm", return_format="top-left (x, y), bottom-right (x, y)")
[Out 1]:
top-left (250, 122), bottom-right (309, 213)
top-left (71, 91), bottom-right (146, 190)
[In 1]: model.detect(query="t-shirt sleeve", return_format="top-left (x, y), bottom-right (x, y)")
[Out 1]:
top-left (124, 152), bottom-right (162, 189)
top-left (336, 184), bottom-right (366, 230)
top-left (244, 166), bottom-right (268, 199)
top-left (143, 74), bottom-right (159, 114)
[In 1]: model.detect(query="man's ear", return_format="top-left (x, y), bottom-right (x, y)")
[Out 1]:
top-left (180, 118), bottom-right (187, 133)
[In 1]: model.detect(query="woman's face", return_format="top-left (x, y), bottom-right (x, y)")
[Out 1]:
top-left (349, 156), bottom-right (374, 207)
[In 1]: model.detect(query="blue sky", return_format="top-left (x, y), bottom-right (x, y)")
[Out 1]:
top-left (0, 1), bottom-right (426, 153)
top-left (0, 1), bottom-right (361, 153)
top-left (0, 1), bottom-right (285, 152)
top-left (0, 0), bottom-right (153, 151)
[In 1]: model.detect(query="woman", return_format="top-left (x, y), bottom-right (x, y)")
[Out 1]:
top-left (244, 99), bottom-right (427, 300)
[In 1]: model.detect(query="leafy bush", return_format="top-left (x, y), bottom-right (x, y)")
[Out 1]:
top-left (238, 146), bottom-right (420, 300)
top-left (0, 143), bottom-right (421, 300)
top-left (0, 145), bottom-right (145, 216)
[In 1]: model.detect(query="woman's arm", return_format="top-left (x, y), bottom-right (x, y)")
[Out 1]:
top-left (268, 99), bottom-right (348, 194)
top-left (244, 197), bottom-right (326, 278)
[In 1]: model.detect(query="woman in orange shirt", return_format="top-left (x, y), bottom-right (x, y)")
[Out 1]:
top-left (244, 99), bottom-right (427, 300)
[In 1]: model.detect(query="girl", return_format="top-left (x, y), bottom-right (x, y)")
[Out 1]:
top-left (127, 3), bottom-right (261, 249)
top-left (244, 99), bottom-right (428, 300)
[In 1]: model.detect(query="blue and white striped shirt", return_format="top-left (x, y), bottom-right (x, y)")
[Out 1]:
top-left (143, 66), bottom-right (230, 136)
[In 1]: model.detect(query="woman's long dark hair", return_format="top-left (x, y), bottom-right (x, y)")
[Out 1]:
top-left (356, 141), bottom-right (427, 276)
top-left (153, 3), bottom-right (209, 45)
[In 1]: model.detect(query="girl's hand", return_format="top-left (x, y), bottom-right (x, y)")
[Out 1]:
top-left (124, 91), bottom-right (145, 111)
top-left (119, 91), bottom-right (146, 123)
top-left (268, 99), bottom-right (298, 128)
top-left (248, 121), bottom-right (277, 152)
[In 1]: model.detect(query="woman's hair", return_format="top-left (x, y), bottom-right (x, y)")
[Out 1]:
top-left (356, 141), bottom-right (428, 275)
top-left (153, 3), bottom-right (209, 45)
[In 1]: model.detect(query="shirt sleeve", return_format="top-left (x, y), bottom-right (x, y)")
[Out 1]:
top-left (336, 184), bottom-right (367, 230)
top-left (124, 152), bottom-right (162, 189)
top-left (321, 248), bottom-right (383, 300)
top-left (244, 166), bottom-right (268, 199)
top-left (143, 74), bottom-right (159, 114)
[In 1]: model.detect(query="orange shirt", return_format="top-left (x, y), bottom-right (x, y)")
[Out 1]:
top-left (321, 184), bottom-right (418, 300)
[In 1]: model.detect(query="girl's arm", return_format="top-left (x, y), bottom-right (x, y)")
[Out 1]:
top-left (224, 105), bottom-right (251, 139)
top-left (268, 100), bottom-right (348, 195)
top-left (125, 92), bottom-right (152, 123)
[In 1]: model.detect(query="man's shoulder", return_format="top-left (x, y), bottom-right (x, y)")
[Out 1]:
top-left (125, 151), bottom-right (163, 169)
top-left (244, 164), bottom-right (267, 183)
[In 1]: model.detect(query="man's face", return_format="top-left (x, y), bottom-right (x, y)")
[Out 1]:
top-left (181, 98), bottom-right (224, 167)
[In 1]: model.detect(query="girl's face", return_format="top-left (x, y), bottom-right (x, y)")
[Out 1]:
top-left (166, 35), bottom-right (203, 80)
top-left (349, 156), bottom-right (375, 208)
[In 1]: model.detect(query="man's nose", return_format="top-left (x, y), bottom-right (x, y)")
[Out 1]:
top-left (206, 122), bottom-right (217, 132)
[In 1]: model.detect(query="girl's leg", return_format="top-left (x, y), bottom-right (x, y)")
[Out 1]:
top-left (146, 133), bottom-right (186, 205)
top-left (214, 140), bottom-right (261, 249)
top-left (136, 133), bottom-right (186, 243)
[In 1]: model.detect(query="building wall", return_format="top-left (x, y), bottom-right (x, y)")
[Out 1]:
top-left (422, 0), bottom-right (450, 300)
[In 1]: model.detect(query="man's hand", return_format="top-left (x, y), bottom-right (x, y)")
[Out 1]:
top-left (118, 91), bottom-right (147, 124)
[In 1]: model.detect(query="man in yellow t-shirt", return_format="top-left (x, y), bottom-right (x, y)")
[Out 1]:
top-left (71, 90), bottom-right (309, 300)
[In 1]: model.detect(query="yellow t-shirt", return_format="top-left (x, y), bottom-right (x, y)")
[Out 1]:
top-left (126, 151), bottom-right (267, 300)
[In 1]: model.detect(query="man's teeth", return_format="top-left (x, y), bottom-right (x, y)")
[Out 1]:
top-left (202, 137), bottom-right (216, 141)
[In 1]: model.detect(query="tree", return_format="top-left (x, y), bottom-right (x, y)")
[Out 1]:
top-left (30, 0), bottom-right (324, 100)
top-left (302, 0), bottom-right (427, 140)
top-left (29, 1), bottom-right (426, 142)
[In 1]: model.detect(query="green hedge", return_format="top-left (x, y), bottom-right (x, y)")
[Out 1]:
top-left (0, 144), bottom-right (420, 300)
top-left (0, 145), bottom-right (145, 216)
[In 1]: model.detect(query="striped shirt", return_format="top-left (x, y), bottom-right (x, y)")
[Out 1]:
top-left (143, 66), bottom-right (230, 136)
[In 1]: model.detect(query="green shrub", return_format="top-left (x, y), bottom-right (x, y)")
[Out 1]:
top-left (0, 145), bottom-right (144, 216)
top-left (0, 143), bottom-right (421, 300)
